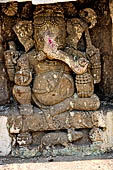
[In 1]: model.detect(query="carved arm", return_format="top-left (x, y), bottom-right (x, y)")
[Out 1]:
top-left (4, 41), bottom-right (19, 81)
top-left (13, 53), bottom-right (32, 105)
top-left (27, 49), bottom-right (47, 66)
top-left (14, 53), bottom-right (32, 86)
top-left (85, 29), bottom-right (101, 84)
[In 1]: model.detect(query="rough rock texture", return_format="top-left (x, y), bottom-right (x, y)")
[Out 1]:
top-left (7, 104), bottom-right (111, 132)
top-left (17, 132), bottom-right (32, 146)
top-left (5, 103), bottom-right (113, 157)
top-left (9, 115), bottom-right (22, 134)
top-left (0, 116), bottom-right (12, 156)
top-left (0, 103), bottom-right (112, 157)
top-left (89, 0), bottom-right (113, 97)
top-left (40, 131), bottom-right (83, 147)
top-left (0, 0), bottom-right (112, 158)
top-left (8, 110), bottom-right (93, 132)
top-left (102, 109), bottom-right (113, 150)
top-left (89, 127), bottom-right (104, 142)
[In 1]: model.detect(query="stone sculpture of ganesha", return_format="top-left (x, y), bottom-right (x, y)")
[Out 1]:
top-left (4, 4), bottom-right (101, 115)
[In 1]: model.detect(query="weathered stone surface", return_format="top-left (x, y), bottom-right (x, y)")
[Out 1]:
top-left (17, 132), bottom-right (32, 146)
top-left (75, 129), bottom-right (91, 145)
top-left (40, 131), bottom-right (83, 147)
top-left (4, 104), bottom-right (113, 157)
top-left (8, 115), bottom-right (22, 134)
top-left (89, 128), bottom-right (104, 142)
top-left (21, 110), bottom-right (93, 132)
top-left (32, 132), bottom-right (46, 146)
top-left (0, 0), bottom-right (112, 158)
top-left (67, 129), bottom-right (83, 142)
top-left (89, 0), bottom-right (113, 97)
top-left (11, 142), bottom-right (104, 158)
top-left (8, 105), bottom-right (110, 134)
top-left (92, 110), bottom-right (106, 128)
top-left (11, 146), bottom-right (41, 158)
top-left (41, 94), bottom-right (100, 118)
top-left (8, 107), bottom-right (94, 133)
top-left (102, 110), bottom-right (113, 150)
top-left (69, 111), bottom-right (93, 129)
top-left (0, 116), bottom-right (12, 156)
top-left (21, 111), bottom-right (48, 132)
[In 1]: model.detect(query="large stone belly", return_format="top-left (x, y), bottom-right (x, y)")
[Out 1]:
top-left (32, 71), bottom-right (74, 106)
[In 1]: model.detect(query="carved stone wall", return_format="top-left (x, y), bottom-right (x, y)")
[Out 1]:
top-left (0, 0), bottom-right (113, 157)
top-left (77, 0), bottom-right (113, 99)
top-left (89, 0), bottom-right (113, 98)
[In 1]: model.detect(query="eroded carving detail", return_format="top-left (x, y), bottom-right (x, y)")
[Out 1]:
top-left (4, 4), bottom-right (101, 115)
top-left (2, 2), bottom-right (103, 151)
top-left (4, 41), bottom-right (19, 81)
top-left (13, 21), bottom-right (34, 52)
top-left (1, 2), bottom-right (18, 17)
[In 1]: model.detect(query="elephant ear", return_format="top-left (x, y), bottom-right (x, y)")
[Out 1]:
top-left (13, 21), bottom-right (34, 52)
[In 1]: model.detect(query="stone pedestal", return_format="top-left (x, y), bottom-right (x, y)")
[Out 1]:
top-left (0, 103), bottom-right (113, 157)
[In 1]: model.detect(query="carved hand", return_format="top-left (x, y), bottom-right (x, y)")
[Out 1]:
top-left (86, 45), bottom-right (99, 57)
top-left (15, 69), bottom-right (32, 86)
top-left (28, 50), bottom-right (47, 66)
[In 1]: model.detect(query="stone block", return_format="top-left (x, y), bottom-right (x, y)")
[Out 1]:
top-left (21, 110), bottom-right (93, 132)
top-left (8, 115), bottom-right (22, 134)
top-left (17, 132), bottom-right (32, 146)
top-left (0, 116), bottom-right (12, 156)
top-left (89, 128), bottom-right (103, 142)
top-left (70, 111), bottom-right (93, 129)
top-left (92, 110), bottom-right (106, 128)
top-left (102, 110), bottom-right (113, 150)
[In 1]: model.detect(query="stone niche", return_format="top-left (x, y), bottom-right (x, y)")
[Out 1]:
top-left (0, 0), bottom-right (113, 158)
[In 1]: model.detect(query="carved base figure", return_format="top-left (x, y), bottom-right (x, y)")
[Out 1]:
top-left (40, 130), bottom-right (83, 148)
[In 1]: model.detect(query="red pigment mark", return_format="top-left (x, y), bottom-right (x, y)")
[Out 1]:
top-left (48, 37), bottom-right (53, 48)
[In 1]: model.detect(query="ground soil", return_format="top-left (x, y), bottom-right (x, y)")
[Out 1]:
top-left (0, 152), bottom-right (113, 170)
